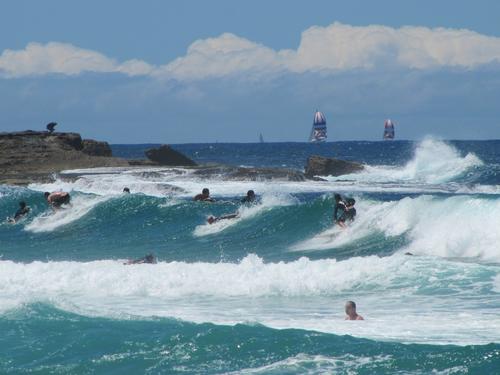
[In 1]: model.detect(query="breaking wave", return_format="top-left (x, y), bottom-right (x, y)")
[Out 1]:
top-left (330, 139), bottom-right (483, 184)
top-left (293, 195), bottom-right (500, 262)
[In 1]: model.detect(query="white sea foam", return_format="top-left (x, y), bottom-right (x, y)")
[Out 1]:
top-left (232, 354), bottom-right (392, 374)
top-left (24, 195), bottom-right (110, 233)
top-left (293, 195), bottom-right (500, 262)
top-left (193, 193), bottom-right (297, 236)
top-left (22, 140), bottom-right (487, 199)
top-left (0, 254), bottom-right (498, 345)
top-left (327, 139), bottom-right (483, 184)
top-left (29, 170), bottom-right (185, 198)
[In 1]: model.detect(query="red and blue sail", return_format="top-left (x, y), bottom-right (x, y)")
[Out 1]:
top-left (383, 119), bottom-right (395, 140)
top-left (310, 111), bottom-right (327, 142)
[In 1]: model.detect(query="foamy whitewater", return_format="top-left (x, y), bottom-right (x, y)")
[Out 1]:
top-left (1, 139), bottom-right (499, 373)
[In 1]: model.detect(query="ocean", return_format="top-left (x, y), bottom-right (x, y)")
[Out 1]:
top-left (0, 138), bottom-right (499, 374)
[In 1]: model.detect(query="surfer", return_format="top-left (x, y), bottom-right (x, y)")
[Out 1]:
top-left (241, 190), bottom-right (256, 203)
top-left (333, 194), bottom-right (348, 228)
top-left (8, 201), bottom-right (30, 223)
top-left (124, 253), bottom-right (157, 265)
top-left (44, 191), bottom-right (71, 209)
top-left (344, 198), bottom-right (356, 222)
top-left (345, 301), bottom-right (364, 320)
top-left (207, 190), bottom-right (258, 224)
top-left (123, 187), bottom-right (130, 193)
top-left (207, 213), bottom-right (239, 224)
top-left (194, 188), bottom-right (215, 202)
top-left (334, 194), bottom-right (356, 227)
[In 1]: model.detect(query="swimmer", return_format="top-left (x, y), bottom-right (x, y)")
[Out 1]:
top-left (123, 187), bottom-right (130, 193)
top-left (194, 188), bottom-right (215, 202)
top-left (207, 213), bottom-right (239, 224)
top-left (8, 201), bottom-right (30, 223)
top-left (124, 253), bottom-right (157, 265)
top-left (345, 301), bottom-right (364, 320)
top-left (44, 191), bottom-right (71, 209)
top-left (241, 190), bottom-right (256, 203)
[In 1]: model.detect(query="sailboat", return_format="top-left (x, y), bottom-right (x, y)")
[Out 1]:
top-left (309, 110), bottom-right (327, 143)
top-left (259, 133), bottom-right (264, 143)
top-left (383, 119), bottom-right (395, 140)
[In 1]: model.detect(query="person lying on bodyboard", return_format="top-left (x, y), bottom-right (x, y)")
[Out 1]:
top-left (124, 253), bottom-right (157, 265)
top-left (44, 191), bottom-right (71, 209)
top-left (207, 213), bottom-right (239, 224)
top-left (7, 201), bottom-right (30, 223)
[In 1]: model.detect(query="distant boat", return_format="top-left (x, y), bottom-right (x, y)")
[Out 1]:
top-left (259, 133), bottom-right (264, 143)
top-left (383, 119), bottom-right (395, 140)
top-left (309, 110), bottom-right (327, 143)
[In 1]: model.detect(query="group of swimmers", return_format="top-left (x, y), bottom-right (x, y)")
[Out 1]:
top-left (193, 188), bottom-right (257, 224)
top-left (9, 188), bottom-right (357, 229)
top-left (8, 187), bottom-right (363, 319)
top-left (7, 191), bottom-right (71, 223)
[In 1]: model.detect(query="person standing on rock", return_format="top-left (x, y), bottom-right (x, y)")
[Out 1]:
top-left (44, 191), bottom-right (71, 209)
top-left (46, 122), bottom-right (57, 133)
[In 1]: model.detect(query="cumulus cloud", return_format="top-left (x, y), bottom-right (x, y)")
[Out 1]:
top-left (1, 23), bottom-right (500, 79)
top-left (0, 42), bottom-right (154, 77)
top-left (156, 33), bottom-right (288, 80)
top-left (163, 23), bottom-right (500, 79)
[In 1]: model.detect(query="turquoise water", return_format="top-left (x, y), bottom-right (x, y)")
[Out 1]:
top-left (1, 139), bottom-right (499, 373)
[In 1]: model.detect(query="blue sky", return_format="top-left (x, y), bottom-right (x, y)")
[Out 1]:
top-left (1, 0), bottom-right (500, 142)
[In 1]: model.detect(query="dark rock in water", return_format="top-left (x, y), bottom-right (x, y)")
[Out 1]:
top-left (305, 155), bottom-right (364, 177)
top-left (145, 145), bottom-right (197, 166)
top-left (0, 130), bottom-right (128, 185)
top-left (193, 166), bottom-right (306, 182)
top-left (82, 139), bottom-right (112, 157)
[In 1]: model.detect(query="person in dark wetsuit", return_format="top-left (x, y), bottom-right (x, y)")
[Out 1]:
top-left (9, 201), bottom-right (30, 223)
top-left (194, 188), bottom-right (215, 202)
top-left (241, 190), bottom-right (256, 203)
top-left (333, 193), bottom-right (348, 228)
top-left (44, 191), bottom-right (71, 209)
top-left (123, 187), bottom-right (130, 193)
top-left (343, 198), bottom-right (356, 223)
top-left (124, 253), bottom-right (157, 265)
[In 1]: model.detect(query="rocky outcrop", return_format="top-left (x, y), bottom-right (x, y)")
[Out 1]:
top-left (145, 145), bottom-right (197, 166)
top-left (305, 155), bottom-right (364, 178)
top-left (82, 139), bottom-right (112, 157)
top-left (193, 166), bottom-right (306, 181)
top-left (0, 131), bottom-right (128, 185)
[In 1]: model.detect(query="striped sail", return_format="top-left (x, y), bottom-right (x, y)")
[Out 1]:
top-left (383, 119), bottom-right (395, 140)
top-left (310, 111), bottom-right (327, 142)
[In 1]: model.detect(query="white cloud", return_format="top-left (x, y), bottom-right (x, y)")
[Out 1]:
top-left (1, 23), bottom-right (500, 79)
top-left (0, 42), bottom-right (153, 77)
top-left (162, 23), bottom-right (500, 79)
top-left (156, 33), bottom-right (287, 80)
